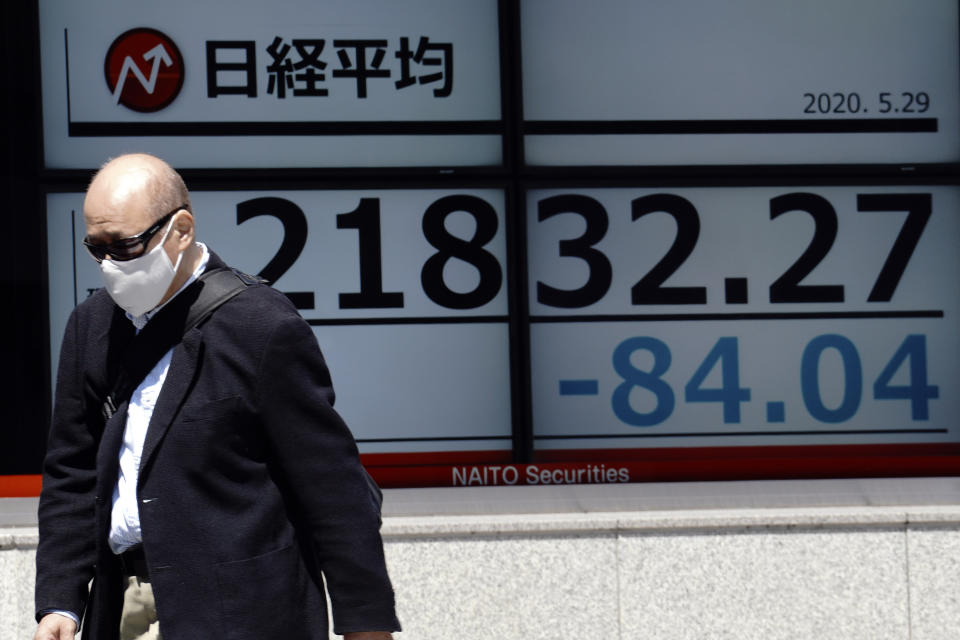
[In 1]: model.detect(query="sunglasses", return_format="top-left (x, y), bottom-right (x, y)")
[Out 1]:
top-left (83, 206), bottom-right (186, 263)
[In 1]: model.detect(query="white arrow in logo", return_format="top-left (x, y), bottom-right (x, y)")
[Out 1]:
top-left (112, 43), bottom-right (174, 103)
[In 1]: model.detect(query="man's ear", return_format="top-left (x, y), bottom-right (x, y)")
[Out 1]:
top-left (173, 210), bottom-right (195, 249)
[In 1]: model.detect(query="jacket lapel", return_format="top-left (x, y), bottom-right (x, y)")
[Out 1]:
top-left (138, 328), bottom-right (204, 482)
top-left (93, 303), bottom-right (136, 500)
top-left (136, 251), bottom-right (227, 478)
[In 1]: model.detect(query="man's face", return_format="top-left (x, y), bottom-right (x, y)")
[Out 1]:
top-left (83, 169), bottom-right (173, 261)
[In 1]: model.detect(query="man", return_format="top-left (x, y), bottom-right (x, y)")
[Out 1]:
top-left (34, 154), bottom-right (400, 640)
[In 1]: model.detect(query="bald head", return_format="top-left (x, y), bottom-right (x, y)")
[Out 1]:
top-left (83, 153), bottom-right (203, 309)
top-left (86, 153), bottom-right (191, 228)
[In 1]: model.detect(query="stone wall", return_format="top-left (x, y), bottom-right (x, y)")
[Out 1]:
top-left (4, 503), bottom-right (959, 639)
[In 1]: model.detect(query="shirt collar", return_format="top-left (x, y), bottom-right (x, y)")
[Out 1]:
top-left (128, 242), bottom-right (210, 331)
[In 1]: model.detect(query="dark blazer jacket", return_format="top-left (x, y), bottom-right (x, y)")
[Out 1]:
top-left (35, 252), bottom-right (399, 639)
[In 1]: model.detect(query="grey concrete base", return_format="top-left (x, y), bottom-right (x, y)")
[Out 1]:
top-left (5, 493), bottom-right (960, 639)
top-left (381, 507), bottom-right (960, 640)
top-left (0, 528), bottom-right (38, 640)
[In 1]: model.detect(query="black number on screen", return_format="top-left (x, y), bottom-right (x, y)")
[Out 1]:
top-left (902, 92), bottom-right (916, 113)
top-left (879, 92), bottom-right (892, 113)
top-left (421, 195), bottom-right (503, 309)
top-left (236, 197), bottom-right (314, 309)
top-left (821, 93), bottom-right (832, 113)
top-left (901, 92), bottom-right (930, 113)
top-left (879, 91), bottom-right (929, 114)
top-left (631, 194), bottom-right (707, 305)
top-left (769, 193), bottom-right (845, 303)
top-left (858, 193), bottom-right (932, 302)
top-left (842, 92), bottom-right (861, 113)
top-left (536, 195), bottom-right (613, 308)
top-left (336, 198), bottom-right (404, 309)
top-left (803, 92), bottom-right (861, 114)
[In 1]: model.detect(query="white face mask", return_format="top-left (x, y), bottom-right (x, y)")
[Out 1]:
top-left (100, 217), bottom-right (183, 317)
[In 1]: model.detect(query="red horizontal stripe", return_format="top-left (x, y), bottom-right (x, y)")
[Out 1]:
top-left (367, 455), bottom-right (960, 488)
top-left (0, 475), bottom-right (42, 497)
top-left (360, 443), bottom-right (960, 488)
top-left (4, 444), bottom-right (958, 494)
top-left (358, 443), bottom-right (960, 468)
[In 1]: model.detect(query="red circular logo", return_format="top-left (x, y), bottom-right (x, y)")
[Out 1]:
top-left (104, 28), bottom-right (184, 113)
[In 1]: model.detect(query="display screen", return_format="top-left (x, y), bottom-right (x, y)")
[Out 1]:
top-left (38, 0), bottom-right (503, 168)
top-left (527, 185), bottom-right (960, 451)
top-left (522, 0), bottom-right (960, 166)
top-left (47, 189), bottom-right (514, 457)
top-left (13, 1), bottom-right (957, 495)
top-left (46, 183), bottom-right (958, 487)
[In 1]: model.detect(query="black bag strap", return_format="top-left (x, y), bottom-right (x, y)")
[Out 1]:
top-left (181, 268), bottom-right (262, 333)
top-left (101, 267), bottom-right (263, 421)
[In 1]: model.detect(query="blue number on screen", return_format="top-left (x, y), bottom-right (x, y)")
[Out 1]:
top-left (684, 337), bottom-right (751, 423)
top-left (801, 334), bottom-right (862, 423)
top-left (612, 337), bottom-right (674, 426)
top-left (873, 334), bottom-right (939, 420)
